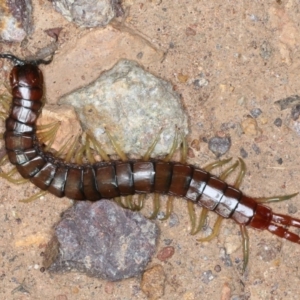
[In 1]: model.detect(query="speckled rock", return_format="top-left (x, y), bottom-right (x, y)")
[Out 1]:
top-left (59, 59), bottom-right (189, 157)
top-left (43, 200), bottom-right (159, 281)
top-left (50, 0), bottom-right (120, 28)
top-left (0, 0), bottom-right (33, 42)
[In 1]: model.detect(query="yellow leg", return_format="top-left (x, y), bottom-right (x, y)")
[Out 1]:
top-left (85, 135), bottom-right (95, 164)
top-left (234, 158), bottom-right (246, 189)
top-left (254, 192), bottom-right (298, 203)
top-left (240, 224), bottom-right (249, 272)
top-left (75, 144), bottom-right (86, 164)
top-left (164, 129), bottom-right (178, 162)
top-left (142, 128), bottom-right (163, 161)
top-left (65, 135), bottom-right (79, 163)
top-left (20, 190), bottom-right (48, 203)
top-left (149, 193), bottom-right (160, 219)
top-left (219, 160), bottom-right (239, 181)
top-left (136, 194), bottom-right (146, 210)
top-left (87, 131), bottom-right (110, 162)
top-left (106, 129), bottom-right (127, 162)
top-left (197, 215), bottom-right (223, 242)
top-left (203, 157), bottom-right (232, 172)
top-left (192, 207), bottom-right (209, 235)
top-left (159, 195), bottom-right (174, 221)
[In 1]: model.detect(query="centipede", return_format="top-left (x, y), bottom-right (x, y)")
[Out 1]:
top-left (1, 53), bottom-right (300, 272)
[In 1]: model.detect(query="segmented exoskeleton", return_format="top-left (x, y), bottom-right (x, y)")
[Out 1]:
top-left (1, 53), bottom-right (300, 272)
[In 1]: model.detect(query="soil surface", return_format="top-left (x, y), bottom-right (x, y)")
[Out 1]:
top-left (1, 1), bottom-right (300, 300)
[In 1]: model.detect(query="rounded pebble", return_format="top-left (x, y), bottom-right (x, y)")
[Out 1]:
top-left (274, 118), bottom-right (282, 127)
top-left (157, 246), bottom-right (175, 261)
top-left (208, 136), bottom-right (231, 157)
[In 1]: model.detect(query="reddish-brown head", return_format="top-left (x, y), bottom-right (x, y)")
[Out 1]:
top-left (10, 64), bottom-right (43, 89)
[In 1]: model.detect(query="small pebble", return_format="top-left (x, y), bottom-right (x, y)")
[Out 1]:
top-left (274, 95), bottom-right (300, 110)
top-left (241, 118), bottom-right (261, 136)
top-left (185, 27), bottom-right (196, 36)
top-left (191, 139), bottom-right (200, 151)
top-left (177, 73), bottom-right (189, 83)
top-left (169, 213), bottom-right (180, 227)
top-left (288, 204), bottom-right (298, 214)
top-left (157, 246), bottom-right (175, 261)
top-left (252, 143), bottom-right (261, 155)
top-left (254, 135), bottom-right (268, 143)
top-left (201, 270), bottom-right (214, 284)
top-left (260, 41), bottom-right (272, 59)
top-left (291, 104), bottom-right (300, 121)
top-left (104, 282), bottom-right (114, 294)
top-left (250, 108), bottom-right (262, 118)
top-left (274, 118), bottom-right (282, 127)
top-left (220, 283), bottom-right (231, 300)
top-left (141, 265), bottom-right (166, 300)
top-left (240, 147), bottom-right (248, 159)
top-left (208, 136), bottom-right (231, 157)
top-left (188, 147), bottom-right (195, 158)
top-left (214, 265), bottom-right (221, 272)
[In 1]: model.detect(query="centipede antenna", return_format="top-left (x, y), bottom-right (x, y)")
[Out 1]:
top-left (234, 158), bottom-right (246, 189)
top-left (204, 157), bottom-right (232, 172)
top-left (254, 192), bottom-right (299, 204)
top-left (240, 224), bottom-right (250, 272)
top-left (197, 215), bottom-right (223, 242)
top-left (20, 190), bottom-right (48, 203)
top-left (219, 160), bottom-right (239, 181)
top-left (143, 128), bottom-right (163, 161)
top-left (0, 54), bottom-right (26, 65)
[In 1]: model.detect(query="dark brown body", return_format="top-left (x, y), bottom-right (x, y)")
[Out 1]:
top-left (4, 63), bottom-right (300, 245)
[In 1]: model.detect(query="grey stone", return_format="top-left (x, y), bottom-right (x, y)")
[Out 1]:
top-left (50, 0), bottom-right (118, 28)
top-left (59, 59), bottom-right (189, 157)
top-left (43, 200), bottom-right (159, 281)
top-left (0, 0), bottom-right (33, 42)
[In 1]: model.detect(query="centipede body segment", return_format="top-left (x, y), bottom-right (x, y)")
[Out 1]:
top-left (1, 54), bottom-right (300, 272)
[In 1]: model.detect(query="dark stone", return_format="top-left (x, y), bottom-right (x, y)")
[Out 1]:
top-left (274, 118), bottom-right (282, 127)
top-left (208, 136), bottom-right (231, 157)
top-left (43, 200), bottom-right (159, 281)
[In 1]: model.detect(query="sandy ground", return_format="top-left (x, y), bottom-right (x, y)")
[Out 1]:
top-left (2, 1), bottom-right (300, 299)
